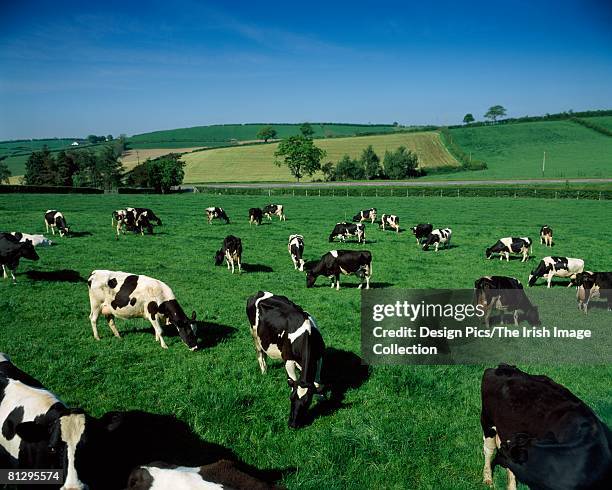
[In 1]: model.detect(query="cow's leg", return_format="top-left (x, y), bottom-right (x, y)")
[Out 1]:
top-left (513, 310), bottom-right (520, 326)
top-left (89, 302), bottom-right (102, 340)
top-left (299, 259), bottom-right (305, 272)
top-left (250, 327), bottom-right (267, 373)
top-left (237, 255), bottom-right (241, 273)
top-left (51, 226), bottom-right (55, 235)
top-left (105, 315), bottom-right (121, 338)
top-left (547, 273), bottom-right (553, 288)
top-left (285, 360), bottom-right (298, 383)
top-left (505, 252), bottom-right (510, 262)
top-left (1, 264), bottom-right (6, 280)
top-left (506, 469), bottom-right (517, 490)
top-left (9, 267), bottom-right (16, 283)
top-left (483, 435), bottom-right (497, 486)
top-left (435, 242), bottom-right (440, 252)
top-left (484, 302), bottom-right (495, 328)
top-left (148, 317), bottom-right (168, 349)
top-left (336, 275), bottom-right (340, 290)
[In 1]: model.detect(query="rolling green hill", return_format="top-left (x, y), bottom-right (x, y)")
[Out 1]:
top-left (182, 131), bottom-right (457, 183)
top-left (430, 120), bottom-right (612, 180)
top-left (586, 116), bottom-right (612, 130)
top-left (127, 123), bottom-right (399, 149)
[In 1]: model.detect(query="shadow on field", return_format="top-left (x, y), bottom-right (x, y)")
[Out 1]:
top-left (86, 410), bottom-right (291, 490)
top-left (305, 348), bottom-right (371, 426)
top-left (196, 321), bottom-right (237, 348)
top-left (242, 263), bottom-right (274, 273)
top-left (68, 231), bottom-right (93, 238)
top-left (25, 269), bottom-right (85, 283)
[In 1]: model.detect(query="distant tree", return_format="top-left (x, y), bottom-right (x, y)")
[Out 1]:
top-left (382, 146), bottom-right (419, 180)
top-left (335, 155), bottom-right (365, 180)
top-left (54, 150), bottom-right (79, 186)
top-left (74, 150), bottom-right (100, 187)
top-left (484, 105), bottom-right (507, 122)
top-left (24, 146), bottom-right (55, 185)
top-left (274, 135), bottom-right (326, 182)
top-left (300, 122), bottom-right (315, 138)
top-left (463, 113), bottom-right (475, 124)
top-left (321, 162), bottom-right (336, 181)
top-left (145, 153), bottom-right (186, 193)
top-left (257, 126), bottom-right (277, 143)
top-left (360, 145), bottom-right (381, 179)
top-left (106, 134), bottom-right (113, 141)
top-left (393, 121), bottom-right (399, 127)
top-left (98, 146), bottom-right (124, 189)
top-left (0, 156), bottom-right (11, 184)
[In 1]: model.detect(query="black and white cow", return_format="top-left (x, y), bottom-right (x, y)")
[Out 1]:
top-left (422, 228), bottom-right (452, 252)
top-left (129, 208), bottom-right (162, 226)
top-left (474, 276), bottom-right (540, 327)
top-left (9, 232), bottom-right (53, 247)
top-left (288, 234), bottom-right (305, 271)
top-left (540, 225), bottom-right (553, 247)
top-left (380, 214), bottom-right (400, 233)
top-left (263, 204), bottom-right (285, 221)
top-left (328, 222), bottom-right (365, 243)
top-left (307, 250), bottom-right (372, 290)
top-left (246, 292), bottom-right (325, 428)
top-left (352, 208), bottom-right (377, 224)
top-left (248, 208), bottom-right (263, 226)
top-left (44, 210), bottom-right (70, 237)
top-left (528, 256), bottom-right (584, 288)
top-left (0, 233), bottom-right (39, 283)
top-left (0, 352), bottom-right (114, 490)
top-left (115, 209), bottom-right (154, 237)
top-left (485, 237), bottom-right (532, 262)
top-left (206, 207), bottom-right (230, 224)
top-left (410, 223), bottom-right (433, 245)
top-left (214, 235), bottom-right (243, 274)
top-left (126, 459), bottom-right (283, 490)
top-left (112, 209), bottom-right (128, 228)
top-left (481, 364), bottom-right (612, 490)
top-left (88, 270), bottom-right (198, 350)
top-left (573, 271), bottom-right (612, 313)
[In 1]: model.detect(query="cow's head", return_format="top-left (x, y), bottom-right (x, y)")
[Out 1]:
top-left (16, 409), bottom-right (123, 490)
top-left (306, 271), bottom-right (317, 288)
top-left (214, 249), bottom-right (225, 265)
top-left (525, 306), bottom-right (541, 326)
top-left (287, 379), bottom-right (324, 428)
top-left (174, 310), bottom-right (198, 351)
top-left (20, 239), bottom-right (40, 261)
top-left (485, 246), bottom-right (494, 259)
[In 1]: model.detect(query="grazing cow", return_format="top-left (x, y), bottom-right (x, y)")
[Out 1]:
top-left (206, 206), bottom-right (230, 224)
top-left (246, 292), bottom-right (325, 428)
top-left (129, 207), bottom-right (162, 226)
top-left (112, 209), bottom-right (128, 227)
top-left (328, 222), bottom-right (365, 243)
top-left (528, 256), bottom-right (584, 288)
top-left (249, 207), bottom-right (263, 226)
top-left (485, 237), bottom-right (532, 262)
top-left (87, 270), bottom-right (198, 350)
top-left (0, 352), bottom-right (118, 490)
top-left (410, 223), bottom-right (433, 245)
top-left (422, 228), bottom-right (452, 252)
top-left (481, 364), bottom-right (612, 490)
top-left (474, 276), bottom-right (540, 327)
top-left (214, 235), bottom-right (243, 274)
top-left (116, 209), bottom-right (154, 237)
top-left (288, 234), bottom-right (305, 271)
top-left (380, 214), bottom-right (400, 233)
top-left (573, 271), bottom-right (612, 313)
top-left (9, 232), bottom-right (53, 247)
top-left (263, 204), bottom-right (286, 221)
top-left (307, 250), bottom-right (372, 290)
top-left (0, 233), bottom-right (39, 283)
top-left (352, 208), bottom-right (377, 224)
top-left (540, 225), bottom-right (553, 247)
top-left (44, 210), bottom-right (70, 237)
top-left (126, 459), bottom-right (283, 490)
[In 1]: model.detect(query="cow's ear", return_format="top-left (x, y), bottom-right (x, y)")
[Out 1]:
top-left (191, 311), bottom-right (197, 321)
top-left (16, 422), bottom-right (49, 442)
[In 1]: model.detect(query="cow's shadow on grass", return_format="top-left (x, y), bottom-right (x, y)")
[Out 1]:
top-left (242, 263), bottom-right (273, 273)
top-left (196, 321), bottom-right (237, 348)
top-left (88, 410), bottom-right (291, 490)
top-left (25, 269), bottom-right (85, 283)
top-left (68, 231), bottom-right (93, 238)
top-left (304, 348), bottom-right (370, 426)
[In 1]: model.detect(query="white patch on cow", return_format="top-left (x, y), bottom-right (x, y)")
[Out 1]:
top-left (0, 380), bottom-right (61, 458)
top-left (145, 466), bottom-right (223, 490)
top-left (330, 250), bottom-right (338, 258)
top-left (499, 237), bottom-right (513, 248)
top-left (264, 343), bottom-right (282, 359)
top-left (60, 413), bottom-right (86, 490)
top-left (288, 318), bottom-right (312, 343)
top-left (297, 386), bottom-right (308, 399)
top-left (0, 353), bottom-right (9, 362)
top-left (254, 291), bottom-right (274, 331)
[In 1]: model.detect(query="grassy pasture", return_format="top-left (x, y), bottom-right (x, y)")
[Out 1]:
top-left (586, 116), bottom-right (612, 130)
top-left (182, 132), bottom-right (457, 183)
top-left (436, 120), bottom-right (612, 181)
top-left (128, 123), bottom-right (398, 149)
top-left (1, 193), bottom-right (611, 489)
top-left (119, 147), bottom-right (206, 171)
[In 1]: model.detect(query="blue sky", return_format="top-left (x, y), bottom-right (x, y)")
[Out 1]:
top-left (1, 0), bottom-right (611, 139)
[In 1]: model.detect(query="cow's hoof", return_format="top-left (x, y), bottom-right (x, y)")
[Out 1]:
top-left (483, 477), bottom-right (493, 486)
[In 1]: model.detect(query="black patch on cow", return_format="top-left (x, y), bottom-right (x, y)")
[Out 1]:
top-left (107, 278), bottom-right (118, 289)
top-left (2, 405), bottom-right (24, 440)
top-left (130, 297), bottom-right (137, 306)
top-left (111, 275), bottom-right (139, 309)
top-left (147, 302), bottom-right (159, 318)
top-left (87, 279), bottom-right (92, 288)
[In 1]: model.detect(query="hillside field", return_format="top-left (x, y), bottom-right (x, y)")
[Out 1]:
top-left (586, 115), bottom-right (612, 130)
top-left (434, 120), bottom-right (612, 181)
top-left (128, 123), bottom-right (399, 149)
top-left (182, 131), bottom-right (458, 183)
top-left (120, 147), bottom-right (206, 171)
top-left (1, 193), bottom-right (611, 489)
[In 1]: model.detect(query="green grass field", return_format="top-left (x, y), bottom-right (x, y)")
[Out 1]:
top-left (1, 193), bottom-right (611, 489)
top-left (182, 132), bottom-right (457, 183)
top-left (128, 123), bottom-right (399, 149)
top-left (437, 120), bottom-right (612, 180)
top-left (586, 116), bottom-right (612, 130)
